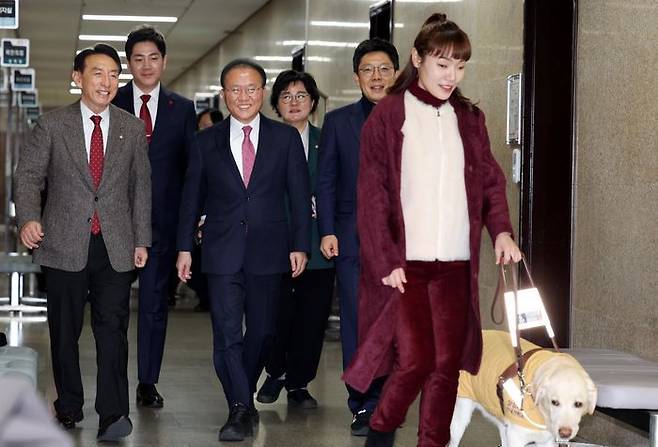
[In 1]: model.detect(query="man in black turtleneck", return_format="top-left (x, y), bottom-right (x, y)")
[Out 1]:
top-left (315, 38), bottom-right (399, 436)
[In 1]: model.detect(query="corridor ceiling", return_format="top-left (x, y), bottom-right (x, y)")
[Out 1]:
top-left (16, 0), bottom-right (269, 107)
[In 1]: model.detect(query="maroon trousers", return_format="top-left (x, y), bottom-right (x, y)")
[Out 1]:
top-left (369, 261), bottom-right (470, 447)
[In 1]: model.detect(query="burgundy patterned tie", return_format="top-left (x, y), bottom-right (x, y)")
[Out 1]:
top-left (242, 125), bottom-right (255, 186)
top-left (89, 115), bottom-right (104, 234)
top-left (140, 94), bottom-right (153, 143)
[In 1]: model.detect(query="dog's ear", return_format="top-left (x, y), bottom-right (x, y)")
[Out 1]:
top-left (584, 373), bottom-right (598, 415)
top-left (532, 359), bottom-right (557, 406)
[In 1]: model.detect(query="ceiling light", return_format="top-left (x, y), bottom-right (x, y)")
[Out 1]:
top-left (82, 14), bottom-right (177, 22)
top-left (307, 56), bottom-right (332, 62)
top-left (254, 56), bottom-right (291, 62)
top-left (119, 73), bottom-right (132, 79)
top-left (70, 88), bottom-right (81, 95)
top-left (264, 68), bottom-right (284, 74)
top-left (79, 34), bottom-right (128, 42)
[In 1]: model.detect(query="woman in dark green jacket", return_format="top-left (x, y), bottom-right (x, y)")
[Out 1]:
top-left (256, 70), bottom-right (335, 409)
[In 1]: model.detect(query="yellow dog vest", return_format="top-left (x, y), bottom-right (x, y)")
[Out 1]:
top-left (458, 330), bottom-right (576, 429)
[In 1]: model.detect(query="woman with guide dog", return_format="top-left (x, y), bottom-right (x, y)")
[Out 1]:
top-left (343, 13), bottom-right (522, 446)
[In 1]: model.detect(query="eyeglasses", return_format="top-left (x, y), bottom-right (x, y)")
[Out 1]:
top-left (226, 86), bottom-right (262, 98)
top-left (280, 92), bottom-right (310, 104)
top-left (358, 64), bottom-right (395, 79)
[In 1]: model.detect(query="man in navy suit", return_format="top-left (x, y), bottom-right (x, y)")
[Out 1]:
top-left (315, 38), bottom-right (399, 436)
top-left (113, 26), bottom-right (197, 409)
top-left (177, 59), bottom-right (311, 442)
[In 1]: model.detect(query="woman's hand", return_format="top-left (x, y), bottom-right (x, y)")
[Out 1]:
top-left (494, 232), bottom-right (522, 264)
top-left (382, 267), bottom-right (407, 293)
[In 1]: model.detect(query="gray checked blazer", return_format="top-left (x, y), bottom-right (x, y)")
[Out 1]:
top-left (13, 101), bottom-right (152, 273)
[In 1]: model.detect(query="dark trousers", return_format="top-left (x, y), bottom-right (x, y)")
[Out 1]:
top-left (370, 261), bottom-right (470, 447)
top-left (188, 244), bottom-right (209, 309)
top-left (207, 271), bottom-right (282, 408)
top-left (335, 255), bottom-right (384, 413)
top-left (44, 234), bottom-right (134, 423)
top-left (137, 246), bottom-right (176, 384)
top-left (265, 268), bottom-right (335, 389)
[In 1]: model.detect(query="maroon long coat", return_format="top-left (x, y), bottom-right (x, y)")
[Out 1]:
top-left (343, 88), bottom-right (513, 393)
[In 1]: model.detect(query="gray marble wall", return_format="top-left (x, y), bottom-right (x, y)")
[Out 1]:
top-left (571, 2), bottom-right (657, 445)
top-left (572, 1), bottom-right (658, 357)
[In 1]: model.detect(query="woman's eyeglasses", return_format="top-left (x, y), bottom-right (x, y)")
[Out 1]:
top-left (280, 92), bottom-right (310, 104)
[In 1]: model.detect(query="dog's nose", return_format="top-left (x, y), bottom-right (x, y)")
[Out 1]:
top-left (558, 427), bottom-right (573, 439)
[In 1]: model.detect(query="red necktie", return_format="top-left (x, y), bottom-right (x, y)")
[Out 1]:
top-left (242, 126), bottom-right (255, 186)
top-left (140, 94), bottom-right (153, 143)
top-left (89, 115), bottom-right (104, 235)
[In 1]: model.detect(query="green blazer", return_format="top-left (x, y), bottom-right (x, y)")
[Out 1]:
top-left (308, 124), bottom-right (334, 270)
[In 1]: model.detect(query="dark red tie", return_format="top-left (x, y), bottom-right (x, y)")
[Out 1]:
top-left (140, 94), bottom-right (153, 143)
top-left (89, 115), bottom-right (104, 235)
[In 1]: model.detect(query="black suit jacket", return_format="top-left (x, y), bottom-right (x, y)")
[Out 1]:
top-left (113, 82), bottom-right (196, 249)
top-left (177, 115), bottom-right (312, 275)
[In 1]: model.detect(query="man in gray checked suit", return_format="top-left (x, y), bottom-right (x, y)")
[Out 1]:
top-left (13, 44), bottom-right (151, 443)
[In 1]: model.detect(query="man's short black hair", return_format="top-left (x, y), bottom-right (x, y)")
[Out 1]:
top-left (125, 25), bottom-right (166, 60)
top-left (352, 38), bottom-right (400, 73)
top-left (270, 70), bottom-right (320, 117)
top-left (220, 59), bottom-right (267, 88)
top-left (74, 44), bottom-right (122, 73)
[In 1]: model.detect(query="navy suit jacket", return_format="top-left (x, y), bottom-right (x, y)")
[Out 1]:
top-left (315, 98), bottom-right (368, 258)
top-left (113, 82), bottom-right (196, 250)
top-left (177, 115), bottom-right (312, 275)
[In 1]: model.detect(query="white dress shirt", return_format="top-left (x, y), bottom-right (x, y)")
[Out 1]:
top-left (80, 101), bottom-right (110, 161)
top-left (229, 114), bottom-right (261, 179)
top-left (132, 82), bottom-right (160, 127)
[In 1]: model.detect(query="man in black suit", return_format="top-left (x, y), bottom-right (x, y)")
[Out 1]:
top-left (14, 44), bottom-right (151, 442)
top-left (113, 26), bottom-right (196, 409)
top-left (177, 59), bottom-right (311, 442)
top-left (315, 38), bottom-right (399, 436)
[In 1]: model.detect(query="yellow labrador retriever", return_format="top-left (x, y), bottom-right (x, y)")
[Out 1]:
top-left (449, 330), bottom-right (597, 447)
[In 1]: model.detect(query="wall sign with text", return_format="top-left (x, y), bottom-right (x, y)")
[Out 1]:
top-left (18, 89), bottom-right (37, 107)
top-left (1, 38), bottom-right (29, 66)
top-left (11, 67), bottom-right (34, 91)
top-left (0, 0), bottom-right (18, 29)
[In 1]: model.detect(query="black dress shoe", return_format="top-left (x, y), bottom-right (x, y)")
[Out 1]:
top-left (365, 428), bottom-right (396, 447)
top-left (97, 415), bottom-right (133, 442)
top-left (256, 375), bottom-right (285, 404)
top-left (248, 405), bottom-right (259, 425)
top-left (351, 409), bottom-right (372, 436)
top-left (136, 383), bottom-right (164, 408)
top-left (56, 410), bottom-right (84, 430)
top-left (287, 389), bottom-right (318, 409)
top-left (219, 404), bottom-right (253, 442)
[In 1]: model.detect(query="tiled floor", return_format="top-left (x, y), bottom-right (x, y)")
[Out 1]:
top-left (1, 291), bottom-right (501, 447)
